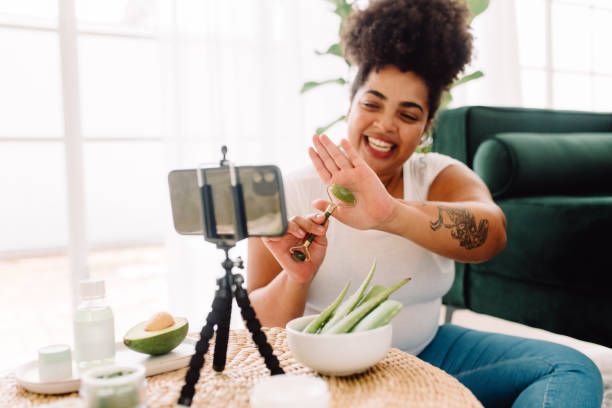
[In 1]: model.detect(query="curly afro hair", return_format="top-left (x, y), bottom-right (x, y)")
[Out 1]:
top-left (341, 0), bottom-right (473, 119)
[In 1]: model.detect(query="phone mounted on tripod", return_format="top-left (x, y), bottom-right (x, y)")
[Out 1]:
top-left (169, 146), bottom-right (287, 407)
top-left (168, 145), bottom-right (288, 247)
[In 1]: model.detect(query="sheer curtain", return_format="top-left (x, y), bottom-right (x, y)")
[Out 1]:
top-left (159, 0), bottom-right (522, 330)
top-left (451, 0), bottom-right (522, 107)
top-left (159, 0), bottom-right (349, 330)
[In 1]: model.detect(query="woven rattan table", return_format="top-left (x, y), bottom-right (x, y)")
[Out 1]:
top-left (3, 328), bottom-right (483, 408)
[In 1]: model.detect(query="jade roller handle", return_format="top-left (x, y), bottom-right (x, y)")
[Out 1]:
top-left (291, 206), bottom-right (335, 262)
top-left (305, 209), bottom-right (333, 245)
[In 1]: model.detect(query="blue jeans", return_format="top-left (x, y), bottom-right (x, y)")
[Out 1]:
top-left (417, 324), bottom-right (603, 408)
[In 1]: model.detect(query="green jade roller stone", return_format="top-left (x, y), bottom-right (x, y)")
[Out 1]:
top-left (330, 184), bottom-right (355, 204)
top-left (291, 184), bottom-right (354, 262)
top-left (292, 250), bottom-right (307, 262)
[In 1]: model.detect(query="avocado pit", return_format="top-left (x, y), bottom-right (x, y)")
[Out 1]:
top-left (145, 311), bottom-right (175, 331)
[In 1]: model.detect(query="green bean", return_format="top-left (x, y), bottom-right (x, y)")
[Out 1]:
top-left (319, 260), bottom-right (377, 334)
top-left (356, 284), bottom-right (387, 307)
top-left (302, 280), bottom-right (351, 333)
top-left (323, 277), bottom-right (411, 334)
top-left (349, 300), bottom-right (403, 332)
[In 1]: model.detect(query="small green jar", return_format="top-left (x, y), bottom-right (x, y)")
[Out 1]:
top-left (80, 364), bottom-right (146, 408)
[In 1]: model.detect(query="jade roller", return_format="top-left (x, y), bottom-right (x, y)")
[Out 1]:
top-left (290, 184), bottom-right (355, 262)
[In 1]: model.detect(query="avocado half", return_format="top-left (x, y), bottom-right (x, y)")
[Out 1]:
top-left (123, 317), bottom-right (189, 355)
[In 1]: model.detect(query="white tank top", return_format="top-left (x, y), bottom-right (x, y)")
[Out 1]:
top-left (283, 152), bottom-right (464, 354)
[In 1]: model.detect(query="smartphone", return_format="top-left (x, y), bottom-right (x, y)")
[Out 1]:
top-left (168, 165), bottom-right (288, 239)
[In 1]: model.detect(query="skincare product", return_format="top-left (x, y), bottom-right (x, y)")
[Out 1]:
top-left (38, 344), bottom-right (72, 381)
top-left (80, 364), bottom-right (146, 408)
top-left (250, 374), bottom-right (330, 408)
top-left (73, 279), bottom-right (115, 371)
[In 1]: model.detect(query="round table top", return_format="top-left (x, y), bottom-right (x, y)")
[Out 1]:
top-left (3, 328), bottom-right (482, 408)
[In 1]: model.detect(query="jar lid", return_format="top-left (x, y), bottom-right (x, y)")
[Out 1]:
top-left (250, 374), bottom-right (330, 408)
top-left (81, 364), bottom-right (145, 388)
top-left (38, 344), bottom-right (72, 364)
top-left (79, 278), bottom-right (105, 299)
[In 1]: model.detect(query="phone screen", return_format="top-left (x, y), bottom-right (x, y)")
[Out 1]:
top-left (168, 165), bottom-right (287, 238)
top-left (238, 166), bottom-right (285, 236)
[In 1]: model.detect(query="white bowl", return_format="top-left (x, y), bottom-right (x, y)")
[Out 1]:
top-left (286, 315), bottom-right (392, 376)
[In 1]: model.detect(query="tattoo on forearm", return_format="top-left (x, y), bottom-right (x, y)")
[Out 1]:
top-left (429, 206), bottom-right (489, 249)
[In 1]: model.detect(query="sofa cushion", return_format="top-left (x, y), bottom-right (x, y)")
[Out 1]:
top-left (443, 194), bottom-right (612, 310)
top-left (433, 106), bottom-right (612, 166)
top-left (474, 195), bottom-right (612, 296)
top-left (467, 271), bottom-right (612, 347)
top-left (465, 195), bottom-right (612, 347)
top-left (473, 132), bottom-right (612, 198)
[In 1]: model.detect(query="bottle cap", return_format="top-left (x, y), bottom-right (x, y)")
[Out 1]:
top-left (38, 344), bottom-right (72, 365)
top-left (79, 278), bottom-right (105, 299)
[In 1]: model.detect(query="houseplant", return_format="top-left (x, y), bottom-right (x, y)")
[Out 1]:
top-left (301, 0), bottom-right (489, 151)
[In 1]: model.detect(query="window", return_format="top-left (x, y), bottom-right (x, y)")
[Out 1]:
top-left (0, 0), bottom-right (345, 372)
top-left (0, 0), bottom-right (168, 371)
top-left (516, 0), bottom-right (612, 111)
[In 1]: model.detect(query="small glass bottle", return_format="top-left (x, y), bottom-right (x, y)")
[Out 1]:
top-left (73, 278), bottom-right (116, 372)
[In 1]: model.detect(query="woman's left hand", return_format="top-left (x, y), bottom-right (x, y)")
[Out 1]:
top-left (309, 134), bottom-right (397, 230)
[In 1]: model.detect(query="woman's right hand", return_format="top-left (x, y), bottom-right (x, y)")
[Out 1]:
top-left (261, 212), bottom-right (329, 284)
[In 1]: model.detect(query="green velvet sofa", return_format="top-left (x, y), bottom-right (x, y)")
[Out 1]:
top-left (432, 106), bottom-right (612, 347)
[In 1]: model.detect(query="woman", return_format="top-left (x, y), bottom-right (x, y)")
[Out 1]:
top-left (247, 0), bottom-right (603, 406)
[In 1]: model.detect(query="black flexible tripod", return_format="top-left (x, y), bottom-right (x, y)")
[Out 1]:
top-left (177, 245), bottom-right (284, 406)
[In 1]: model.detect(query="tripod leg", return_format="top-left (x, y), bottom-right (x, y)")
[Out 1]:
top-left (177, 284), bottom-right (230, 406)
top-left (233, 274), bottom-right (284, 375)
top-left (212, 280), bottom-right (232, 372)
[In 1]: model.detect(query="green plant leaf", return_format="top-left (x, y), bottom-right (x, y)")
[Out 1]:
top-left (329, 0), bottom-right (353, 33)
top-left (467, 0), bottom-right (489, 22)
top-left (325, 0), bottom-right (353, 18)
top-left (315, 43), bottom-right (343, 58)
top-left (334, 3), bottom-right (352, 19)
top-left (326, 0), bottom-right (346, 7)
top-left (302, 0), bottom-right (488, 150)
top-left (300, 77), bottom-right (347, 94)
top-left (452, 70), bottom-right (484, 88)
top-left (415, 145), bottom-right (432, 153)
top-left (316, 114), bottom-right (346, 135)
top-left (439, 91), bottom-right (453, 111)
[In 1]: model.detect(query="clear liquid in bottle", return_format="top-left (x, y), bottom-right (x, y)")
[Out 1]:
top-left (73, 279), bottom-right (116, 372)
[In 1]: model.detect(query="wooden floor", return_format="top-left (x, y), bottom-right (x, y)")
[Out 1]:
top-left (0, 245), bottom-right (168, 372)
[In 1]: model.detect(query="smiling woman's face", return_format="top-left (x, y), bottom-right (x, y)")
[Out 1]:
top-left (346, 65), bottom-right (431, 180)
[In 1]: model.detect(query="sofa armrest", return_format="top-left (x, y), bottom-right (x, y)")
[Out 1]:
top-left (433, 106), bottom-right (612, 167)
top-left (473, 132), bottom-right (612, 198)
